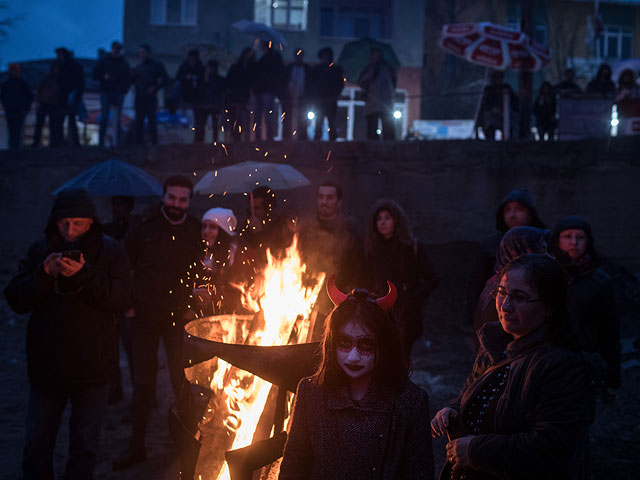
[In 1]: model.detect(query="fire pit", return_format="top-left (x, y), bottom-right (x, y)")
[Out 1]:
top-left (172, 237), bottom-right (325, 480)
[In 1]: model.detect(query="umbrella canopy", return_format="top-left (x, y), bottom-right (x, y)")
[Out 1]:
top-left (337, 37), bottom-right (401, 82)
top-left (194, 161), bottom-right (309, 195)
top-left (232, 19), bottom-right (287, 48)
top-left (440, 22), bottom-right (551, 72)
top-left (52, 158), bottom-right (163, 197)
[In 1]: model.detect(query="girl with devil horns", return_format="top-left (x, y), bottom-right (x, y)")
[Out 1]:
top-left (279, 277), bottom-right (435, 479)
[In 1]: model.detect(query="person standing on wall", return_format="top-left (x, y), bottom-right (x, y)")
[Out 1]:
top-left (132, 44), bottom-right (169, 145)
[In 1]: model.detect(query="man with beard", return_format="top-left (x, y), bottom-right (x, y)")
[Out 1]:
top-left (4, 189), bottom-right (132, 479)
top-left (297, 181), bottom-right (366, 340)
top-left (115, 176), bottom-right (201, 469)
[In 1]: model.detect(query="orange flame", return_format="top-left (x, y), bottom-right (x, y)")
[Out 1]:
top-left (207, 235), bottom-right (324, 480)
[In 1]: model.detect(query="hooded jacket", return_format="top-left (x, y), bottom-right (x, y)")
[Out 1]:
top-left (549, 215), bottom-right (620, 389)
top-left (467, 189), bottom-right (545, 324)
top-left (92, 53), bottom-right (132, 94)
top-left (4, 189), bottom-right (132, 387)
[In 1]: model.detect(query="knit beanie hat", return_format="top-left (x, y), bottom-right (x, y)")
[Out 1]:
top-left (50, 188), bottom-right (97, 221)
top-left (202, 207), bottom-right (237, 236)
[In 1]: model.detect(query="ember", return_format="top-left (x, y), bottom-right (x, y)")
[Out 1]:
top-left (183, 235), bottom-right (324, 479)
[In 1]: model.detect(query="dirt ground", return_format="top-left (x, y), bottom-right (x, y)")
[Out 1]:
top-left (1, 243), bottom-right (639, 479)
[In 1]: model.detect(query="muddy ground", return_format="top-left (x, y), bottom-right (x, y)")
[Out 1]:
top-left (1, 243), bottom-right (639, 479)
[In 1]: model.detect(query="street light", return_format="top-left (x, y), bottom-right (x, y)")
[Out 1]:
top-left (307, 111), bottom-right (315, 120)
top-left (393, 110), bottom-right (402, 120)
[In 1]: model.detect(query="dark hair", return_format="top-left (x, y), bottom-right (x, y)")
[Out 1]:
top-left (112, 195), bottom-right (135, 212)
top-left (316, 291), bottom-right (408, 391)
top-left (187, 48), bottom-right (199, 57)
top-left (139, 44), bottom-right (151, 53)
top-left (163, 175), bottom-right (193, 196)
top-left (596, 63), bottom-right (611, 77)
top-left (366, 199), bottom-right (413, 254)
top-left (317, 181), bottom-right (342, 201)
top-left (498, 254), bottom-right (574, 347)
top-left (207, 59), bottom-right (219, 69)
top-left (251, 185), bottom-right (277, 210)
top-left (317, 46), bottom-right (333, 61)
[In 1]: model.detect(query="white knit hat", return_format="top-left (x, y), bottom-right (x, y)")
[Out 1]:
top-left (201, 207), bottom-right (237, 236)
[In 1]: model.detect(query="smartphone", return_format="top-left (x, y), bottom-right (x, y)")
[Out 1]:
top-left (61, 250), bottom-right (82, 262)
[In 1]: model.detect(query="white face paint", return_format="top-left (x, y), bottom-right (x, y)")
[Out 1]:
top-left (336, 321), bottom-right (376, 381)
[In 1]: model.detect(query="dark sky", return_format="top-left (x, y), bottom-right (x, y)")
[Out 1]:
top-left (0, 0), bottom-right (123, 69)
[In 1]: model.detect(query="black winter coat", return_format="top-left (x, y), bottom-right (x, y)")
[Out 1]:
top-left (4, 226), bottom-right (132, 387)
top-left (443, 323), bottom-right (591, 480)
top-left (132, 58), bottom-right (169, 98)
top-left (1, 77), bottom-right (34, 116)
top-left (306, 63), bottom-right (344, 102)
top-left (367, 237), bottom-right (438, 344)
top-left (280, 376), bottom-right (435, 480)
top-left (225, 61), bottom-right (254, 105)
top-left (124, 204), bottom-right (202, 317)
top-left (175, 59), bottom-right (205, 104)
top-left (92, 54), bottom-right (132, 94)
top-left (253, 49), bottom-right (285, 96)
top-left (566, 267), bottom-right (620, 388)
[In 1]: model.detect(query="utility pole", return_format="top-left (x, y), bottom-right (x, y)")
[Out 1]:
top-left (519, 0), bottom-right (534, 139)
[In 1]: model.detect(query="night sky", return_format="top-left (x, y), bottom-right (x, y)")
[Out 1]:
top-left (0, 0), bottom-right (123, 69)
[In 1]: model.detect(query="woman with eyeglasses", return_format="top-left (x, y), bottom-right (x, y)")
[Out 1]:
top-left (279, 277), bottom-right (435, 479)
top-left (550, 215), bottom-right (619, 402)
top-left (472, 226), bottom-right (549, 344)
top-left (431, 254), bottom-right (592, 479)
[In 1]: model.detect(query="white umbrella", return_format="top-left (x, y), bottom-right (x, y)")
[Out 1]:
top-left (232, 19), bottom-right (287, 48)
top-left (194, 161), bottom-right (309, 195)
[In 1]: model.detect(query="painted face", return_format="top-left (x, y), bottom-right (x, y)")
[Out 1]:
top-left (317, 186), bottom-right (341, 220)
top-left (558, 228), bottom-right (588, 260)
top-left (496, 268), bottom-right (549, 340)
top-left (162, 185), bottom-right (191, 220)
top-left (503, 201), bottom-right (532, 230)
top-left (376, 209), bottom-right (395, 239)
top-left (201, 220), bottom-right (220, 246)
top-left (336, 321), bottom-right (376, 381)
top-left (56, 217), bottom-right (93, 242)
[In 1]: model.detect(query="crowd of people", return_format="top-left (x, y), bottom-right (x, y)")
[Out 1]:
top-left (3, 175), bottom-right (622, 478)
top-left (476, 64), bottom-right (640, 140)
top-left (1, 41), bottom-right (401, 148)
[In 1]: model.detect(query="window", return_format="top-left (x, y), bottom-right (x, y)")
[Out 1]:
top-left (320, 4), bottom-right (391, 39)
top-left (254, 0), bottom-right (308, 31)
top-left (598, 26), bottom-right (633, 60)
top-left (150, 0), bottom-right (197, 26)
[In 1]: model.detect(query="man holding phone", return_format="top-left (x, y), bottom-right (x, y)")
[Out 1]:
top-left (4, 188), bottom-right (132, 480)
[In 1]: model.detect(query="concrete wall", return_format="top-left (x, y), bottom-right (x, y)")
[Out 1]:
top-left (1, 137), bottom-right (639, 272)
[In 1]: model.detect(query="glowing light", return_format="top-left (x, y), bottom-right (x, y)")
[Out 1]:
top-left (307, 111), bottom-right (315, 120)
top-left (611, 118), bottom-right (619, 127)
top-left (393, 110), bottom-right (402, 119)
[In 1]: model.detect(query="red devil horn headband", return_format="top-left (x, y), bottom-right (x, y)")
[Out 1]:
top-left (326, 275), bottom-right (397, 311)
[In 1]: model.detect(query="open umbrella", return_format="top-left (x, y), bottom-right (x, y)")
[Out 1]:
top-left (440, 22), bottom-right (551, 72)
top-left (194, 161), bottom-right (309, 195)
top-left (52, 157), bottom-right (163, 196)
top-left (337, 37), bottom-right (401, 82)
top-left (232, 19), bottom-right (287, 48)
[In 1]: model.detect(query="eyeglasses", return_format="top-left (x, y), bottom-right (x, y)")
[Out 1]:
top-left (337, 334), bottom-right (376, 356)
top-left (490, 287), bottom-right (540, 306)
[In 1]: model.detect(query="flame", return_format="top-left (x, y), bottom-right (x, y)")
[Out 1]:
top-left (207, 235), bottom-right (324, 480)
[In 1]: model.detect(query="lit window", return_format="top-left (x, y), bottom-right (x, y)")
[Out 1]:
top-left (150, 0), bottom-right (197, 26)
top-left (254, 0), bottom-right (308, 31)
